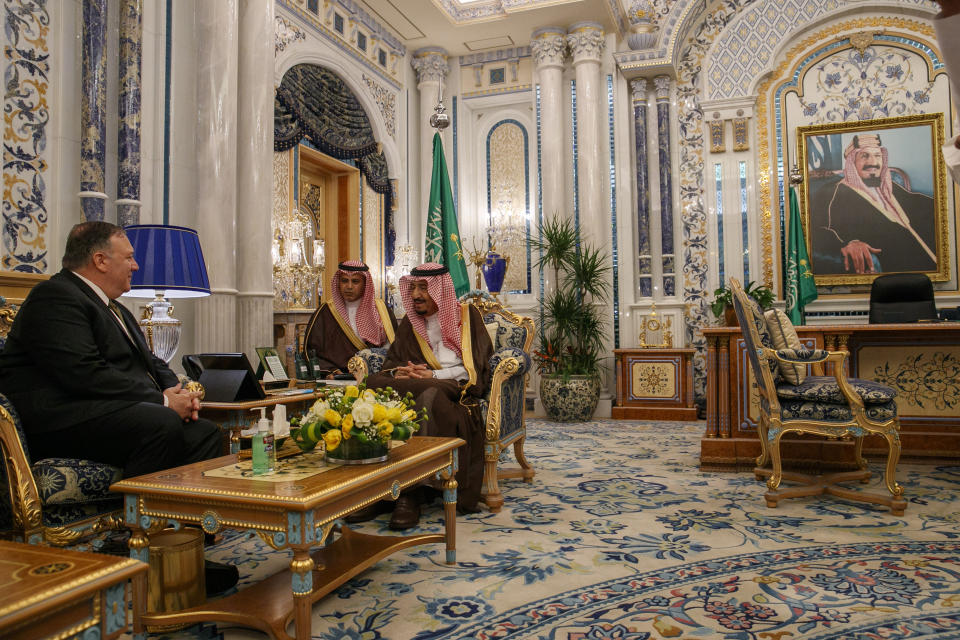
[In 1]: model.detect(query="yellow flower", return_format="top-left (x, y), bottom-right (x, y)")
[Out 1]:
top-left (344, 385), bottom-right (360, 398)
top-left (386, 407), bottom-right (404, 424)
top-left (322, 429), bottom-right (342, 451)
top-left (401, 409), bottom-right (418, 423)
top-left (372, 403), bottom-right (388, 423)
top-left (323, 409), bottom-right (342, 427)
top-left (341, 414), bottom-right (353, 438)
top-left (376, 421), bottom-right (394, 437)
top-left (362, 389), bottom-right (377, 402)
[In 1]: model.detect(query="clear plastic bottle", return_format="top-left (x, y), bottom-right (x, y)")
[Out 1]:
top-left (251, 407), bottom-right (276, 475)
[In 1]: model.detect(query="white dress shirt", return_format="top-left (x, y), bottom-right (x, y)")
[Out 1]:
top-left (345, 298), bottom-right (361, 334)
top-left (425, 314), bottom-right (467, 381)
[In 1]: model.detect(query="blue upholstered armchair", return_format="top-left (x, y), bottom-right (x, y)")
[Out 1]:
top-left (729, 278), bottom-right (906, 515)
top-left (0, 295), bottom-right (125, 545)
top-left (348, 295), bottom-right (535, 512)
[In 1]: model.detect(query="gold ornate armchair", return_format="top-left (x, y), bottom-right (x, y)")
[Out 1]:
top-left (729, 278), bottom-right (906, 514)
top-left (1, 283), bottom-right (125, 546)
top-left (349, 294), bottom-right (535, 512)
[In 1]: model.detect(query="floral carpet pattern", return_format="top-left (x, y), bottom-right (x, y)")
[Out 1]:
top-left (158, 420), bottom-right (960, 639)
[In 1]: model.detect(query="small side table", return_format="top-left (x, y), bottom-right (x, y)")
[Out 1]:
top-left (0, 540), bottom-right (147, 640)
top-left (612, 348), bottom-right (698, 420)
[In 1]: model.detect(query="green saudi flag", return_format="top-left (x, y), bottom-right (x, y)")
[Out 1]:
top-left (425, 132), bottom-right (470, 297)
top-left (785, 186), bottom-right (818, 325)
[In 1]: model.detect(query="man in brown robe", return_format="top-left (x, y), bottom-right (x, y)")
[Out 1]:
top-left (366, 262), bottom-right (494, 529)
top-left (303, 260), bottom-right (397, 377)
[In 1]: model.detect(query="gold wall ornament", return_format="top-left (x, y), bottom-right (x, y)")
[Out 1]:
top-left (638, 302), bottom-right (673, 348)
top-left (733, 117), bottom-right (749, 151)
top-left (848, 31), bottom-right (880, 55)
top-left (708, 120), bottom-right (725, 153)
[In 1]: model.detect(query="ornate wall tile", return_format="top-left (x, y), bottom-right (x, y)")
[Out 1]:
top-left (362, 74), bottom-right (396, 139)
top-left (675, 0), bottom-right (757, 398)
top-left (486, 120), bottom-right (531, 294)
top-left (706, 0), bottom-right (933, 100)
top-left (3, 0), bottom-right (51, 272)
top-left (275, 14), bottom-right (306, 53)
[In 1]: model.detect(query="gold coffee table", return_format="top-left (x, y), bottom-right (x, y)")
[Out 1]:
top-left (110, 436), bottom-right (463, 640)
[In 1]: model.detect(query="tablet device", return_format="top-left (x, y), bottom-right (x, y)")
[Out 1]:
top-left (182, 353), bottom-right (266, 402)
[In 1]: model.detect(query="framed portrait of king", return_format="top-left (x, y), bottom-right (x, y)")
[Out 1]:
top-left (797, 113), bottom-right (950, 285)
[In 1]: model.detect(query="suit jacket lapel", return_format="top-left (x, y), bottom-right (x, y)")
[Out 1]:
top-left (61, 271), bottom-right (161, 388)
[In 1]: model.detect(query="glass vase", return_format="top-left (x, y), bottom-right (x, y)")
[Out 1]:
top-left (326, 437), bottom-right (389, 464)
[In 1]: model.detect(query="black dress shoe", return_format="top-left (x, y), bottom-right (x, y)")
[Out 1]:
top-left (388, 494), bottom-right (421, 530)
top-left (345, 500), bottom-right (390, 523)
top-left (205, 559), bottom-right (239, 598)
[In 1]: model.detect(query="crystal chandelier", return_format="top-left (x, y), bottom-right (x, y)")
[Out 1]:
top-left (273, 206), bottom-right (325, 310)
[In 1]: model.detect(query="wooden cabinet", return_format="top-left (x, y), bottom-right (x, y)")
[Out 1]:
top-left (613, 348), bottom-right (697, 420)
top-left (0, 541), bottom-right (146, 639)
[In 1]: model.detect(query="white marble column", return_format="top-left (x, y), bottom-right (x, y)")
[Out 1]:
top-left (194, 0), bottom-right (239, 352)
top-left (567, 22), bottom-right (605, 243)
top-left (236, 0), bottom-right (274, 364)
top-left (531, 27), bottom-right (566, 224)
top-left (411, 48), bottom-right (449, 243)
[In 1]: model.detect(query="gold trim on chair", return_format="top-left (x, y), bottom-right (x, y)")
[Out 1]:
top-left (729, 278), bottom-right (905, 515)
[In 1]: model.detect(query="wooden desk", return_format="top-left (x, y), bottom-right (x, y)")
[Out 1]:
top-left (200, 390), bottom-right (325, 453)
top-left (111, 436), bottom-right (463, 640)
top-left (612, 348), bottom-right (697, 420)
top-left (0, 540), bottom-right (146, 640)
top-left (701, 322), bottom-right (960, 470)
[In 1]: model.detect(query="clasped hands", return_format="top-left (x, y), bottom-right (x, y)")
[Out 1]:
top-left (393, 361), bottom-right (435, 379)
top-left (164, 383), bottom-right (201, 421)
top-left (841, 240), bottom-right (881, 274)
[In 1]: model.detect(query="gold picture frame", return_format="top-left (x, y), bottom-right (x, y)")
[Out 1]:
top-left (796, 113), bottom-right (949, 286)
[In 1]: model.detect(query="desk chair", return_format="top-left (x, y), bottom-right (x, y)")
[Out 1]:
top-left (869, 273), bottom-right (937, 324)
top-left (729, 279), bottom-right (906, 515)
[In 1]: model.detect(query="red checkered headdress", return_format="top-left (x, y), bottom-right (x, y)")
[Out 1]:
top-left (330, 261), bottom-right (387, 346)
top-left (841, 134), bottom-right (910, 227)
top-left (399, 262), bottom-right (462, 357)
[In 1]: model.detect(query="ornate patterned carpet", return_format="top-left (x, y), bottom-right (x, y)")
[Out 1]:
top-left (159, 419), bottom-right (960, 639)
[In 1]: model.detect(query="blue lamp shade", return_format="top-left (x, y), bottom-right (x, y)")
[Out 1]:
top-left (122, 224), bottom-right (211, 298)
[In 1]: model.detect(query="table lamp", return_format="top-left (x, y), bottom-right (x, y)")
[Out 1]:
top-left (122, 224), bottom-right (211, 362)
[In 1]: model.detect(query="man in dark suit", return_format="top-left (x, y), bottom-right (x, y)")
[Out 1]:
top-left (0, 221), bottom-right (222, 478)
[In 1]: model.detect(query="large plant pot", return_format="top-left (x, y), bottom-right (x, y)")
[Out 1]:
top-left (539, 375), bottom-right (601, 422)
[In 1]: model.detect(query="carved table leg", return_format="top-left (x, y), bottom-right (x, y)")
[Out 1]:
top-left (290, 547), bottom-right (315, 640)
top-left (440, 469), bottom-right (458, 565)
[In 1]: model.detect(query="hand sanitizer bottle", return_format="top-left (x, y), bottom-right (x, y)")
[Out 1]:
top-left (251, 407), bottom-right (276, 475)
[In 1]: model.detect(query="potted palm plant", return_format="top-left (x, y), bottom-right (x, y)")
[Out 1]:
top-left (530, 216), bottom-right (611, 422)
